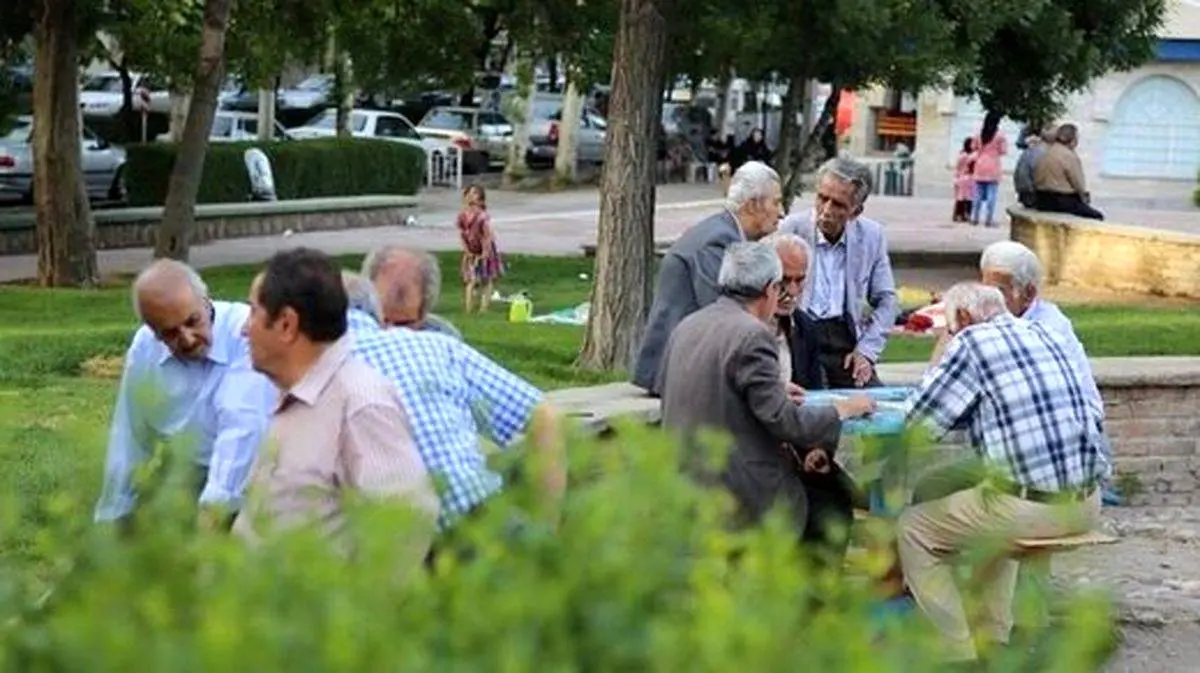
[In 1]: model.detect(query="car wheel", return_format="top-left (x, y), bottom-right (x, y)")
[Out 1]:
top-left (108, 167), bottom-right (127, 204)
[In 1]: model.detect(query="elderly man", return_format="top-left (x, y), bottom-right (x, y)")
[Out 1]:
top-left (764, 231), bottom-right (823, 390)
top-left (340, 271), bottom-right (566, 533)
top-left (779, 156), bottom-right (899, 389)
top-left (1012, 125), bottom-right (1054, 208)
top-left (1033, 123), bottom-right (1104, 220)
top-left (235, 248), bottom-right (439, 568)
top-left (658, 241), bottom-right (875, 557)
top-left (95, 260), bottom-right (276, 530)
top-left (901, 282), bottom-right (1108, 665)
top-left (633, 161), bottom-right (783, 395)
top-left (361, 244), bottom-right (462, 339)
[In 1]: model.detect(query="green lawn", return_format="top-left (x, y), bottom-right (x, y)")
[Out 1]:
top-left (2, 252), bottom-right (1200, 558)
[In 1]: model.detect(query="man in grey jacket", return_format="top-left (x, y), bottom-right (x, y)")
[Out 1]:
top-left (658, 241), bottom-right (876, 555)
top-left (632, 161), bottom-right (783, 395)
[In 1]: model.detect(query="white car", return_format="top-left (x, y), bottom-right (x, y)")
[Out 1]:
top-left (155, 111), bottom-right (293, 143)
top-left (289, 108), bottom-right (455, 160)
top-left (79, 71), bottom-right (171, 117)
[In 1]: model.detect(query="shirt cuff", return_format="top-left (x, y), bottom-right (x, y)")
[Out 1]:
top-left (94, 495), bottom-right (137, 523)
top-left (197, 485), bottom-right (243, 510)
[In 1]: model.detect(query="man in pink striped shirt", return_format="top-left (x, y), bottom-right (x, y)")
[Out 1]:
top-left (234, 247), bottom-right (439, 572)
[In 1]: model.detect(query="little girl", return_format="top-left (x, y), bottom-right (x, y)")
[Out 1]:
top-left (456, 184), bottom-right (503, 313)
top-left (952, 137), bottom-right (976, 222)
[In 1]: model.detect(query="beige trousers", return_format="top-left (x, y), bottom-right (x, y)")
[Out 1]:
top-left (897, 485), bottom-right (1101, 662)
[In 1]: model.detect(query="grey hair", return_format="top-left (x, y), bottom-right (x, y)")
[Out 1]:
top-left (341, 271), bottom-right (383, 322)
top-left (130, 259), bottom-right (208, 320)
top-left (980, 240), bottom-right (1043, 293)
top-left (817, 156), bottom-right (873, 207)
top-left (761, 231), bottom-right (813, 273)
top-left (717, 241), bottom-right (783, 298)
top-left (943, 281), bottom-right (1009, 332)
top-left (724, 161), bottom-right (780, 211)
top-left (361, 244), bottom-right (443, 317)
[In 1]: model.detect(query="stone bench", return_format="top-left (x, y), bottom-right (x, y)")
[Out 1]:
top-left (545, 356), bottom-right (1200, 505)
top-left (1009, 207), bottom-right (1200, 299)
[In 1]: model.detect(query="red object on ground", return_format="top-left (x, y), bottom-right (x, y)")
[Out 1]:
top-left (905, 313), bottom-right (934, 332)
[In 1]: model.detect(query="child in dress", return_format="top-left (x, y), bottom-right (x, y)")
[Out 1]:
top-left (456, 184), bottom-right (503, 313)
top-left (952, 137), bottom-right (977, 222)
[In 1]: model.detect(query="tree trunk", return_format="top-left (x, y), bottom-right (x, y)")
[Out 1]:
top-left (168, 91), bottom-right (190, 142)
top-left (331, 47), bottom-right (353, 138)
top-left (257, 88), bottom-right (276, 141)
top-left (503, 55), bottom-right (536, 184)
top-left (155, 0), bottom-right (232, 261)
top-left (577, 0), bottom-right (673, 372)
top-left (713, 67), bottom-right (732, 139)
top-left (774, 74), bottom-right (804, 201)
top-left (32, 0), bottom-right (97, 287)
top-left (553, 77), bottom-right (583, 183)
top-left (782, 85), bottom-right (841, 211)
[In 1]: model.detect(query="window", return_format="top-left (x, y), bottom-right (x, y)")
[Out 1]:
top-left (82, 74), bottom-right (122, 93)
top-left (309, 110), bottom-right (368, 132)
top-left (2, 118), bottom-right (31, 143)
top-left (480, 112), bottom-right (508, 127)
top-left (421, 109), bottom-right (474, 131)
top-left (211, 115), bottom-right (235, 138)
top-left (1102, 76), bottom-right (1200, 179)
top-left (945, 98), bottom-right (1024, 170)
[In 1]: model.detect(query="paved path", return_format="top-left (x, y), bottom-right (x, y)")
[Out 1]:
top-left (1, 184), bottom-right (1197, 282)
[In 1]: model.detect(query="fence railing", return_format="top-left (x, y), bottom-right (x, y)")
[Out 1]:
top-left (861, 158), bottom-right (914, 197)
top-left (427, 148), bottom-right (463, 190)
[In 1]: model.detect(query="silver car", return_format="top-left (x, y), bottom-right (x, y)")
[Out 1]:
top-left (0, 115), bottom-right (127, 203)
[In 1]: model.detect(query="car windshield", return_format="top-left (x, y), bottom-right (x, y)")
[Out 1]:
top-left (1, 119), bottom-right (32, 143)
top-left (295, 75), bottom-right (332, 92)
top-left (532, 99), bottom-right (560, 120)
top-left (421, 110), bottom-right (473, 131)
top-left (82, 75), bottom-right (123, 93)
top-left (308, 110), bottom-right (368, 132)
top-left (212, 116), bottom-right (235, 137)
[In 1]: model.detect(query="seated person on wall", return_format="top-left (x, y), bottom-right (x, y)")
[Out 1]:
top-left (340, 271), bottom-right (566, 539)
top-left (763, 231), bottom-right (823, 390)
top-left (95, 260), bottom-right (277, 532)
top-left (235, 248), bottom-right (440, 574)
top-left (1012, 125), bottom-right (1054, 209)
top-left (657, 241), bottom-right (876, 560)
top-left (632, 161), bottom-right (783, 396)
top-left (1032, 123), bottom-right (1104, 220)
top-left (779, 156), bottom-right (900, 388)
top-left (900, 282), bottom-right (1109, 666)
top-left (361, 244), bottom-right (463, 340)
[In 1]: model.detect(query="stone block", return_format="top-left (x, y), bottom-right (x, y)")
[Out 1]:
top-left (1107, 417), bottom-right (1200, 443)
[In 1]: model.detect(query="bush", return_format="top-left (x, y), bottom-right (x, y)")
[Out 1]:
top-left (123, 138), bottom-right (425, 207)
top-left (0, 424), bottom-right (1117, 671)
top-left (1194, 170), bottom-right (1199, 208)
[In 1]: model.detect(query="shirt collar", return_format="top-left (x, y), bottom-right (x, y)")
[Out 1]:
top-left (346, 308), bottom-right (383, 333)
top-left (283, 336), bottom-right (352, 410)
top-left (725, 208), bottom-right (747, 241)
top-left (1020, 298), bottom-right (1043, 319)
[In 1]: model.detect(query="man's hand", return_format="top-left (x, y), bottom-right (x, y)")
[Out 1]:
top-left (803, 448), bottom-right (831, 474)
top-left (785, 381), bottom-right (806, 404)
top-left (843, 351), bottom-right (875, 387)
top-left (197, 507), bottom-right (228, 533)
top-left (833, 394), bottom-right (876, 420)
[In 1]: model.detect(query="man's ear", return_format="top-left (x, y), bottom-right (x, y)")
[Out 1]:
top-left (953, 308), bottom-right (972, 332)
top-left (852, 204), bottom-right (865, 218)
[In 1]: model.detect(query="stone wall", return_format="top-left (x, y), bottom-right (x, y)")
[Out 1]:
top-left (545, 357), bottom-right (1200, 506)
top-left (0, 196), bottom-right (418, 256)
top-left (1010, 208), bottom-right (1200, 299)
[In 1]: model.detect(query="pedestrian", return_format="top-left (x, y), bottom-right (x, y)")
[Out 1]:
top-left (952, 137), bottom-right (976, 222)
top-left (456, 184), bottom-right (504, 314)
top-left (970, 114), bottom-right (1008, 227)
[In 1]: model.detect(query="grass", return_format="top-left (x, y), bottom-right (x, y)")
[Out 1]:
top-left (1, 252), bottom-right (1200, 557)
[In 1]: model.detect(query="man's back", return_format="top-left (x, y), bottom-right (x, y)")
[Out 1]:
top-left (1033, 142), bottom-right (1083, 195)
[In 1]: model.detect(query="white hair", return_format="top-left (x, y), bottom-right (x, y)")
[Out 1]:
top-left (817, 156), bottom-right (873, 207)
top-left (130, 259), bottom-right (208, 320)
top-left (724, 161), bottom-right (780, 211)
top-left (718, 241), bottom-right (782, 298)
top-left (762, 231), bottom-right (812, 272)
top-left (341, 270), bottom-right (383, 322)
top-left (361, 244), bottom-right (442, 317)
top-left (980, 240), bottom-right (1043, 292)
top-left (943, 281), bottom-right (1009, 332)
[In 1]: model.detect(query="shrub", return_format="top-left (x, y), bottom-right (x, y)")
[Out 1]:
top-left (123, 138), bottom-right (425, 207)
top-left (0, 424), bottom-right (1117, 671)
top-left (1194, 170), bottom-right (1199, 208)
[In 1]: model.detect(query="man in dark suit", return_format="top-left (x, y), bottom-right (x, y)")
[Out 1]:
top-left (657, 241), bottom-right (876, 559)
top-left (631, 161), bottom-right (783, 396)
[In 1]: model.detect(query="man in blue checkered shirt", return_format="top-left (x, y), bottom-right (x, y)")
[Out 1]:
top-left (341, 272), bottom-right (565, 532)
top-left (898, 281), bottom-right (1109, 665)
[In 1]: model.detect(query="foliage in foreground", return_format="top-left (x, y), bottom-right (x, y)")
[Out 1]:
top-left (0, 424), bottom-right (1116, 671)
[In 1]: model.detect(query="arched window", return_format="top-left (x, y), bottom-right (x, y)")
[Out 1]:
top-left (1103, 76), bottom-right (1200, 179)
top-left (945, 98), bottom-right (1024, 170)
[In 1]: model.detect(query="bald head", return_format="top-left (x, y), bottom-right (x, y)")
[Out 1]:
top-left (763, 232), bottom-right (811, 315)
top-left (132, 260), bottom-right (213, 360)
top-left (361, 245), bottom-right (442, 328)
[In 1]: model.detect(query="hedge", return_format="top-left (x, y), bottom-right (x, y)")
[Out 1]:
top-left (123, 137), bottom-right (425, 207)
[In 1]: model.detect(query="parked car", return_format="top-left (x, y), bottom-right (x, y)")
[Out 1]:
top-left (416, 106), bottom-right (511, 174)
top-left (0, 115), bottom-right (126, 203)
top-left (79, 71), bottom-right (171, 117)
top-left (288, 108), bottom-right (455, 163)
top-left (525, 97), bottom-right (608, 168)
top-left (155, 111), bottom-right (293, 143)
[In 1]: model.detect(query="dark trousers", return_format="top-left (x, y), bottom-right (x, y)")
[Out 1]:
top-left (812, 317), bottom-right (882, 389)
top-left (1034, 190), bottom-right (1104, 220)
top-left (799, 468), bottom-right (859, 562)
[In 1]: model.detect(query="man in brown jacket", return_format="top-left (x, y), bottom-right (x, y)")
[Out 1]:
top-left (1033, 124), bottom-right (1104, 220)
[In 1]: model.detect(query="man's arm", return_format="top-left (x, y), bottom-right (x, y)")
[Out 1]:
top-left (856, 233), bottom-right (900, 362)
top-left (904, 336), bottom-right (982, 441)
top-left (690, 239), bottom-right (729, 308)
top-left (198, 364), bottom-right (277, 513)
top-left (730, 328), bottom-right (843, 449)
top-left (1066, 153), bottom-right (1088, 196)
top-left (94, 344), bottom-right (153, 522)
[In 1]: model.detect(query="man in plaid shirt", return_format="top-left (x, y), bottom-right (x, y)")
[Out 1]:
top-left (341, 272), bottom-right (566, 534)
top-left (900, 281), bottom-right (1109, 665)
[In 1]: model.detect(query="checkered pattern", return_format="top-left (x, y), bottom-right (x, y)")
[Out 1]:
top-left (346, 310), bottom-right (543, 529)
top-left (904, 313), bottom-right (1110, 492)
